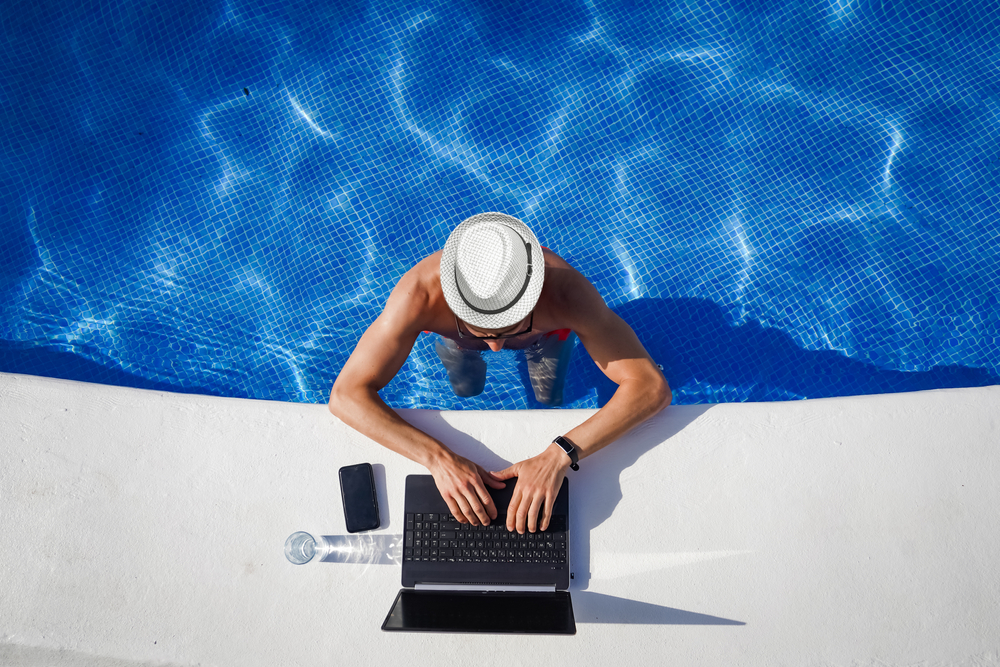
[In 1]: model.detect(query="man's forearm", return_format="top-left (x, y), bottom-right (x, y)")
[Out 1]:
top-left (329, 384), bottom-right (451, 469)
top-left (562, 374), bottom-right (671, 462)
top-left (330, 380), bottom-right (506, 526)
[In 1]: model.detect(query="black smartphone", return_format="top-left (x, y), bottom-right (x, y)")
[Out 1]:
top-left (339, 463), bottom-right (380, 533)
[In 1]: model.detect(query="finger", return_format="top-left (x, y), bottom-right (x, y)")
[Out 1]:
top-left (477, 465), bottom-right (507, 490)
top-left (472, 478), bottom-right (499, 521)
top-left (443, 496), bottom-right (466, 524)
top-left (515, 493), bottom-right (531, 534)
top-left (540, 493), bottom-right (556, 532)
top-left (505, 491), bottom-right (520, 532)
top-left (527, 493), bottom-right (544, 533)
top-left (465, 489), bottom-right (491, 526)
top-left (453, 494), bottom-right (476, 525)
top-left (490, 466), bottom-right (518, 481)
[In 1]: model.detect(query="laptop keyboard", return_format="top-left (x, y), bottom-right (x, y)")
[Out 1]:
top-left (404, 513), bottom-right (567, 568)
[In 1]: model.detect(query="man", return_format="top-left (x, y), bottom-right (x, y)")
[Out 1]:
top-left (329, 212), bottom-right (670, 534)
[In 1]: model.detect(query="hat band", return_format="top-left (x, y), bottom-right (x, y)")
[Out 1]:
top-left (454, 240), bottom-right (533, 315)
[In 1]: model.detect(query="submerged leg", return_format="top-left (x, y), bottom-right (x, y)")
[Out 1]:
top-left (524, 331), bottom-right (576, 406)
top-left (435, 337), bottom-right (487, 398)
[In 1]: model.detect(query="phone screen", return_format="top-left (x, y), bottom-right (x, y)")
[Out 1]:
top-left (339, 463), bottom-right (380, 533)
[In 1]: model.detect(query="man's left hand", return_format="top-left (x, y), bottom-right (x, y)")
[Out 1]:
top-left (492, 443), bottom-right (572, 533)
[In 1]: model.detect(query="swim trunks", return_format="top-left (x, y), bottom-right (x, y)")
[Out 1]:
top-left (434, 331), bottom-right (576, 405)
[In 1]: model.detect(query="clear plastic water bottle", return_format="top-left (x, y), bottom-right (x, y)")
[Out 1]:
top-left (284, 532), bottom-right (402, 565)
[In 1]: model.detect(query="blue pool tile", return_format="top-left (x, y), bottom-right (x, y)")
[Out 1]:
top-left (1, 0), bottom-right (998, 406)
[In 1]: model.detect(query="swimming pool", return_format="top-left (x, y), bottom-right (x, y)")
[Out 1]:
top-left (1, 0), bottom-right (998, 408)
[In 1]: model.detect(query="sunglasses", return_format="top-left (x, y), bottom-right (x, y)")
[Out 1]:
top-left (455, 311), bottom-right (534, 340)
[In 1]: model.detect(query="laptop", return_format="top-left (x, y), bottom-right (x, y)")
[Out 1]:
top-left (381, 474), bottom-right (576, 634)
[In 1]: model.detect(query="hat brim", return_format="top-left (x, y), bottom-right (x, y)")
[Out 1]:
top-left (440, 212), bottom-right (545, 330)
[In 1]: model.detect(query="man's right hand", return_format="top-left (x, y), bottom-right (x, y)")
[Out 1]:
top-left (427, 452), bottom-right (506, 525)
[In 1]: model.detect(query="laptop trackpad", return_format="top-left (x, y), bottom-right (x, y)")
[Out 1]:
top-left (381, 589), bottom-right (576, 635)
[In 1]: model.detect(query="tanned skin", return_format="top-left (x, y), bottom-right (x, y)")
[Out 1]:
top-left (329, 248), bottom-right (671, 534)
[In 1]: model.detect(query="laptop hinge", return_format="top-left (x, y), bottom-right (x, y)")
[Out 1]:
top-left (415, 583), bottom-right (556, 593)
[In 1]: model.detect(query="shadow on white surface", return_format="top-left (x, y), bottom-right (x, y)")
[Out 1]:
top-left (371, 462), bottom-right (391, 529)
top-left (567, 405), bottom-right (713, 589)
top-left (573, 591), bottom-right (744, 625)
top-left (398, 405), bottom-right (712, 590)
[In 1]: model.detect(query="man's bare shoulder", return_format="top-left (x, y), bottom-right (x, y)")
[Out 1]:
top-left (539, 249), bottom-right (605, 320)
top-left (381, 250), bottom-right (447, 329)
top-left (392, 251), bottom-right (443, 295)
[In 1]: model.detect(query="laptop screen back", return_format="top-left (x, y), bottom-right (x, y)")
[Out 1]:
top-left (381, 590), bottom-right (576, 634)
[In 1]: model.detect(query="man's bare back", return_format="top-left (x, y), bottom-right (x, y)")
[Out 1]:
top-left (330, 214), bottom-right (670, 534)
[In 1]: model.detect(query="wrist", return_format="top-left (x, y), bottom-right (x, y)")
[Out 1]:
top-left (422, 442), bottom-right (455, 471)
top-left (549, 436), bottom-right (580, 471)
top-left (545, 442), bottom-right (572, 469)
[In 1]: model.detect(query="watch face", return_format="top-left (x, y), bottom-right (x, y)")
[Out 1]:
top-left (555, 437), bottom-right (577, 463)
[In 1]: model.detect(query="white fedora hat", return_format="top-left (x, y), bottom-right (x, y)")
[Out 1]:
top-left (440, 212), bottom-right (544, 330)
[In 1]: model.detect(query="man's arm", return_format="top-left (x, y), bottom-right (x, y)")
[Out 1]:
top-left (494, 269), bottom-right (671, 533)
top-left (328, 269), bottom-right (504, 526)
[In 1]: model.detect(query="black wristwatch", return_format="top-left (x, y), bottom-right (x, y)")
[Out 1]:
top-left (553, 435), bottom-right (580, 471)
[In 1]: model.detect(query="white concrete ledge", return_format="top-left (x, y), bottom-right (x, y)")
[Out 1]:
top-left (1, 372), bottom-right (998, 665)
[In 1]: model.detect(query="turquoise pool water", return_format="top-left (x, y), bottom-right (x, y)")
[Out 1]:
top-left (1, 0), bottom-right (998, 407)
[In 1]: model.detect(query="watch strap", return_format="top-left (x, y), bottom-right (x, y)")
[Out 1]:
top-left (553, 435), bottom-right (580, 471)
